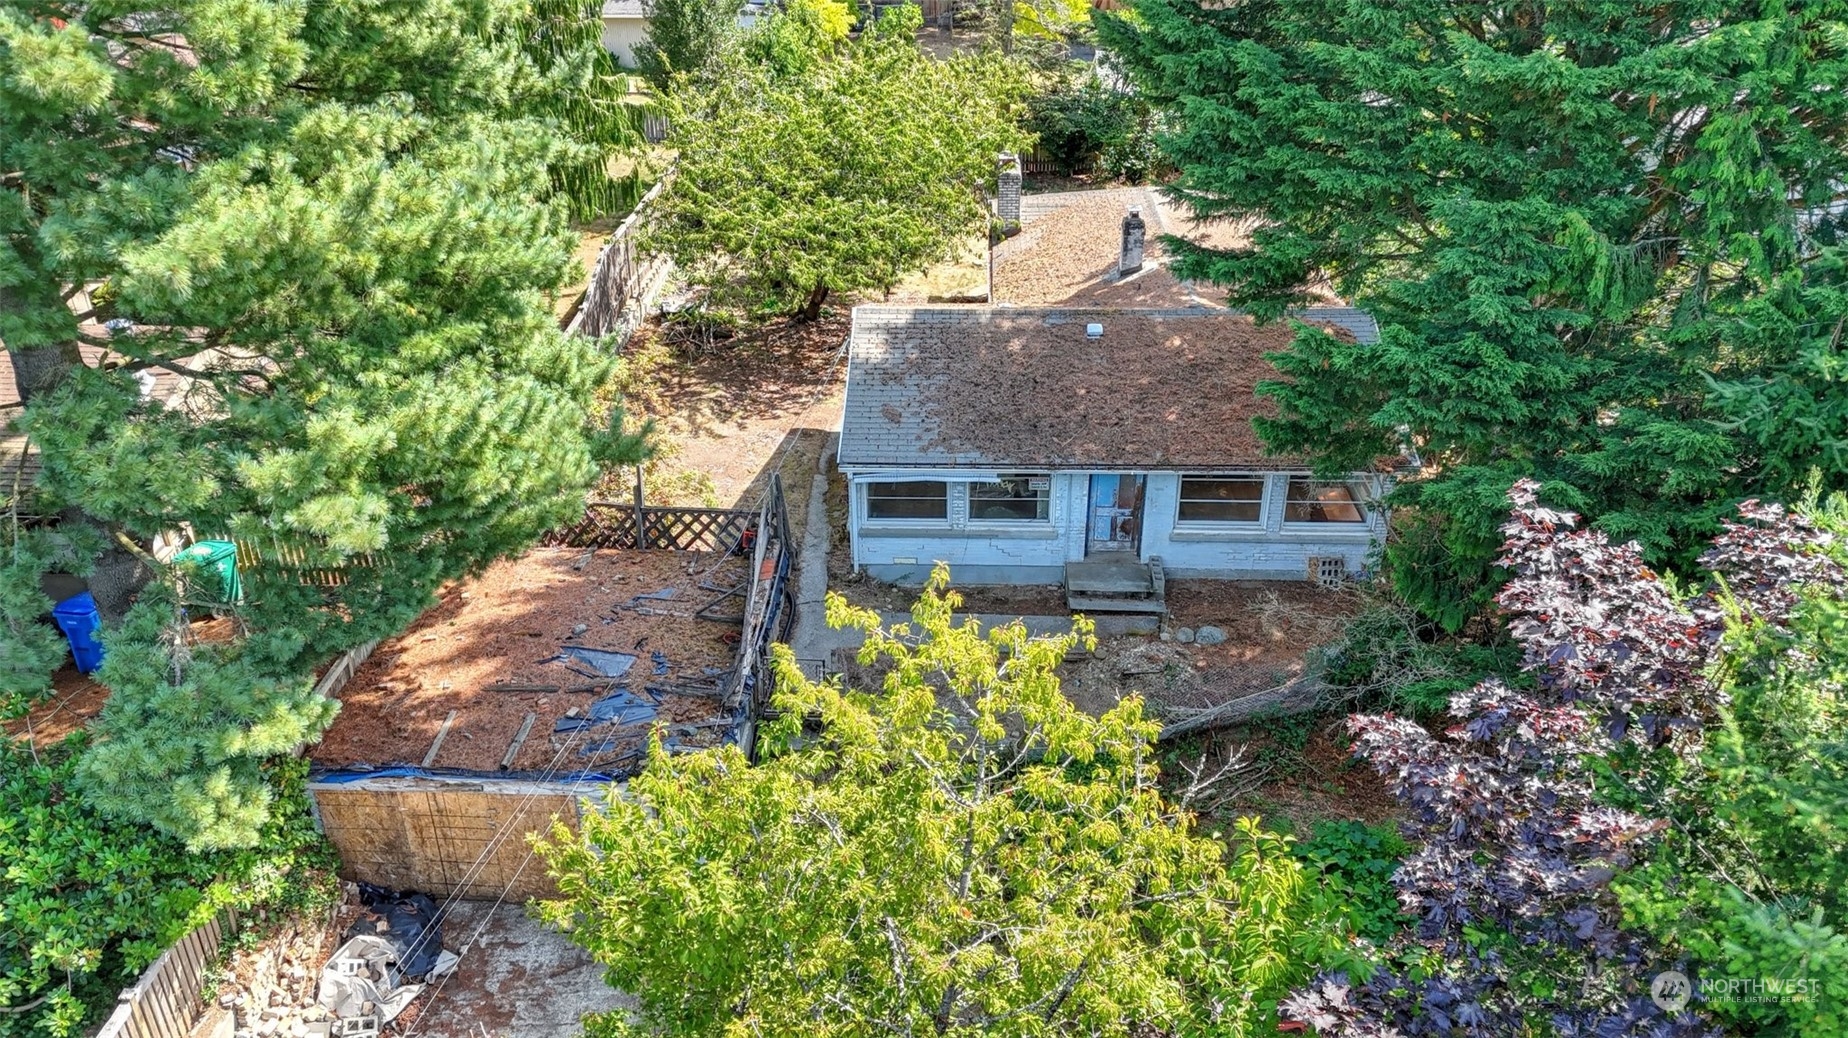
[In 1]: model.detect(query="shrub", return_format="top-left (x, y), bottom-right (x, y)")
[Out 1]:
top-left (1285, 480), bottom-right (1843, 1037)
top-left (1294, 820), bottom-right (1411, 945)
top-left (1024, 73), bottom-right (1161, 181)
top-left (0, 745), bottom-right (335, 1038)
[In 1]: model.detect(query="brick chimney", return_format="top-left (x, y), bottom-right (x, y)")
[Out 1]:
top-left (1119, 206), bottom-right (1146, 276)
top-left (995, 152), bottom-right (1022, 233)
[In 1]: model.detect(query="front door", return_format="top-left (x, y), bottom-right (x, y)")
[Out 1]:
top-left (1087, 474), bottom-right (1145, 556)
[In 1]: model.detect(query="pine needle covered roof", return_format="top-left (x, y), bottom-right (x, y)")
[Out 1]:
top-left (839, 305), bottom-right (1379, 471)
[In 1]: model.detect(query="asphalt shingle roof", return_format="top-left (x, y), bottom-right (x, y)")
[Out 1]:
top-left (839, 305), bottom-right (1380, 471)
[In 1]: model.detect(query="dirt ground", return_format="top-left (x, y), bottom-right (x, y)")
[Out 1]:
top-left (609, 312), bottom-right (847, 533)
top-left (5, 666), bottom-right (109, 748)
top-left (311, 548), bottom-right (747, 776)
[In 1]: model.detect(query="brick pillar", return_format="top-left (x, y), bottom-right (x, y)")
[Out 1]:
top-left (995, 152), bottom-right (1022, 232)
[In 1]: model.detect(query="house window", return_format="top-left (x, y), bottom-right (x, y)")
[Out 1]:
top-left (969, 475), bottom-right (1050, 521)
top-left (1283, 477), bottom-right (1369, 523)
top-left (865, 481), bottom-right (949, 521)
top-left (1177, 476), bottom-right (1267, 524)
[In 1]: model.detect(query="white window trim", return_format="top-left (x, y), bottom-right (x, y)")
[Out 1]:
top-left (1278, 474), bottom-right (1378, 531)
top-left (860, 478), bottom-right (954, 527)
top-left (965, 474), bottom-right (1054, 526)
top-left (1172, 473), bottom-right (1271, 530)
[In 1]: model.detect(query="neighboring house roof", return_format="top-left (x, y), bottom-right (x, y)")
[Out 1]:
top-left (601, 0), bottom-right (648, 17)
top-left (838, 305), bottom-right (1380, 471)
top-left (991, 187), bottom-right (1339, 309)
top-left (3, 342), bottom-right (202, 512)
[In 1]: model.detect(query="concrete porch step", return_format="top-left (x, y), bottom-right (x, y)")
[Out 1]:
top-left (1064, 557), bottom-right (1166, 615)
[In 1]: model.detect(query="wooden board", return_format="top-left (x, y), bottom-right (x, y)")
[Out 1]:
top-left (310, 782), bottom-right (585, 901)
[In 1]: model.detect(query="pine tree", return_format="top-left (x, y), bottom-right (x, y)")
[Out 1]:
top-left (1099, 3), bottom-right (1848, 629)
top-left (1, 0), bottom-right (648, 844)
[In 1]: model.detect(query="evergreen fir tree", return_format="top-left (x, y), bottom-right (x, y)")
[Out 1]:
top-left (1099, 2), bottom-right (1848, 628)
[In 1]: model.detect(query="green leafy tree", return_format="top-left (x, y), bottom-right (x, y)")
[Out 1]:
top-left (744, 0), bottom-right (853, 77)
top-left (654, 4), bottom-right (1025, 321)
top-left (0, 745), bottom-right (335, 1038)
top-left (1, 1), bottom-right (648, 841)
top-left (537, 565), bottom-right (1341, 1037)
top-left (1099, 3), bottom-right (1848, 630)
top-left (74, 584), bottom-right (338, 850)
top-left (525, 0), bottom-right (654, 219)
top-left (1615, 495), bottom-right (1848, 1036)
top-left (633, 0), bottom-right (745, 89)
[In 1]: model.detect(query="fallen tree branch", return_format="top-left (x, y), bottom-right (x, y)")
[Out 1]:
top-left (1156, 673), bottom-right (1326, 742)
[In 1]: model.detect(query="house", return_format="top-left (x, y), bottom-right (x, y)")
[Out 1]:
top-left (836, 305), bottom-right (1396, 606)
top-left (600, 0), bottom-right (765, 67)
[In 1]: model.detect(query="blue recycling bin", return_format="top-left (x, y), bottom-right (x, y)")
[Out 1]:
top-left (51, 592), bottom-right (105, 674)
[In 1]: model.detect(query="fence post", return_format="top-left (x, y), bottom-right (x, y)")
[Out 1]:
top-left (631, 466), bottom-right (648, 549)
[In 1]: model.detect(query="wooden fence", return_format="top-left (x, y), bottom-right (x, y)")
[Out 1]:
top-left (94, 912), bottom-right (234, 1038)
top-left (564, 172), bottom-right (674, 340)
top-left (731, 474), bottom-right (798, 728)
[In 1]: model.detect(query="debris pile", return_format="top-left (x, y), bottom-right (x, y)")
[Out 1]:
top-left (212, 885), bottom-right (457, 1038)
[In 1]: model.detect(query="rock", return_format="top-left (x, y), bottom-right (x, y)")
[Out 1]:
top-left (1157, 629), bottom-right (1172, 642)
top-left (1174, 627), bottom-right (1195, 644)
top-left (1194, 625), bottom-right (1228, 647)
top-left (572, 623), bottom-right (589, 636)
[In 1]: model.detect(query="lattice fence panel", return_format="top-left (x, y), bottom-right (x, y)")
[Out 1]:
top-left (544, 503), bottom-right (754, 552)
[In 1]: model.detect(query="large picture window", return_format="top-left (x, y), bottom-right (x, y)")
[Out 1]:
top-left (1283, 477), bottom-right (1369, 523)
top-left (970, 475), bottom-right (1050, 521)
top-left (865, 481), bottom-right (949, 521)
top-left (1177, 476), bottom-right (1266, 523)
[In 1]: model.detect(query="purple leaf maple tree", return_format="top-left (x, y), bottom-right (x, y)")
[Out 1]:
top-left (1284, 480), bottom-right (1844, 1037)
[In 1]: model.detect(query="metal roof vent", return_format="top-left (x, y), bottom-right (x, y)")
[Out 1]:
top-left (1085, 322), bottom-right (1104, 339)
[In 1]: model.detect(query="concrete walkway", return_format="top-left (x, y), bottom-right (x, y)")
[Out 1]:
top-left (788, 434), bottom-right (838, 665)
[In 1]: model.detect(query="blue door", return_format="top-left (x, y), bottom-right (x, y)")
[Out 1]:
top-left (1087, 474), bottom-right (1145, 555)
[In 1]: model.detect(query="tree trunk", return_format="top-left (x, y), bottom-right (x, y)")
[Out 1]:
top-left (796, 282), bottom-right (830, 323)
top-left (6, 323), bottom-right (154, 622)
top-left (1155, 673), bottom-right (1325, 742)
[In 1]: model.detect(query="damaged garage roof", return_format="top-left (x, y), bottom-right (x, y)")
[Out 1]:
top-left (837, 305), bottom-right (1380, 471)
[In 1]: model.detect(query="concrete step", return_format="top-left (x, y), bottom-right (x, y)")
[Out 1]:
top-left (1064, 557), bottom-right (1166, 615)
top-left (1065, 594), bottom-right (1170, 615)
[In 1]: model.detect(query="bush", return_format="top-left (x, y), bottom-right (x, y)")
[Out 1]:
top-left (1286, 480), bottom-right (1844, 1036)
top-left (1294, 820), bottom-right (1411, 945)
top-left (1614, 582), bottom-right (1848, 1035)
top-left (0, 744), bottom-right (336, 1038)
top-left (1317, 597), bottom-right (1524, 718)
top-left (1024, 73), bottom-right (1163, 181)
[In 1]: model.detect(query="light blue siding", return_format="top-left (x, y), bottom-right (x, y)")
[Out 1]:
top-left (847, 470), bottom-right (1385, 585)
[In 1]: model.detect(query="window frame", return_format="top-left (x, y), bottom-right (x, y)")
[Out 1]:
top-left (862, 479), bottom-right (951, 524)
top-left (1281, 476), bottom-right (1372, 526)
top-left (1174, 474), bottom-right (1269, 527)
top-left (967, 474), bottom-right (1052, 524)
